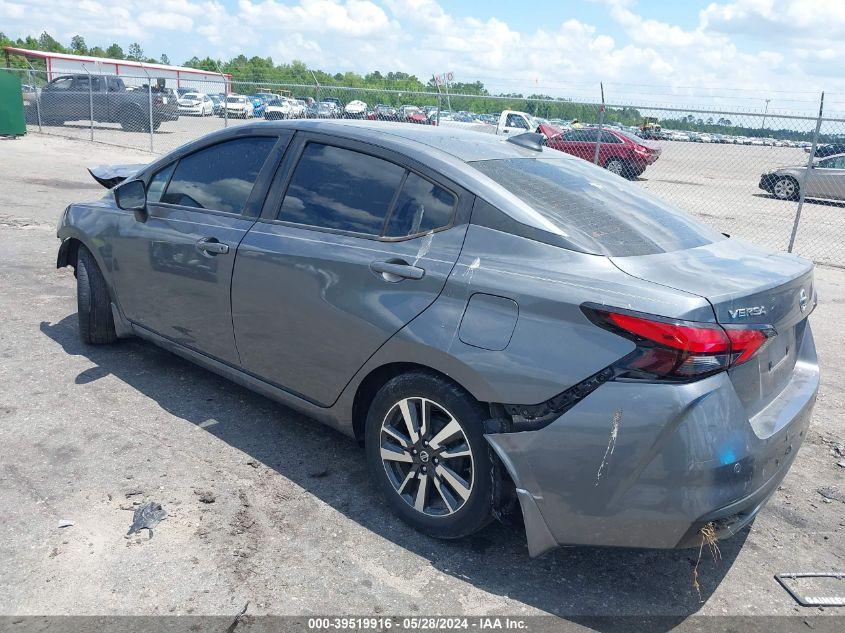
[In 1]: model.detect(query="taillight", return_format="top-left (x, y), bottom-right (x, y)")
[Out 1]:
top-left (583, 306), bottom-right (775, 381)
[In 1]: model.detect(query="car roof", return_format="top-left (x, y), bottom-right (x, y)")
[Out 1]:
top-left (274, 119), bottom-right (563, 162)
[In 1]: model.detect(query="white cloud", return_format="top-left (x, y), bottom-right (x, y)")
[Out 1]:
top-left (1, 0), bottom-right (842, 111)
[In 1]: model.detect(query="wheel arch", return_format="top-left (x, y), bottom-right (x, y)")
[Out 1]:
top-left (57, 236), bottom-right (83, 270)
top-left (351, 362), bottom-right (483, 445)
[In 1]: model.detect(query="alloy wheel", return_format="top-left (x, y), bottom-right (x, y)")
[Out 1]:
top-left (774, 178), bottom-right (796, 200)
top-left (606, 160), bottom-right (624, 175)
top-left (379, 397), bottom-right (474, 517)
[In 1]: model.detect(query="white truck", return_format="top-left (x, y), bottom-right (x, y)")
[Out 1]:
top-left (495, 110), bottom-right (541, 136)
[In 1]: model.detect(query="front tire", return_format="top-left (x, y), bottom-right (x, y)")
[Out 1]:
top-left (773, 176), bottom-right (799, 200)
top-left (365, 371), bottom-right (493, 539)
top-left (76, 246), bottom-right (117, 345)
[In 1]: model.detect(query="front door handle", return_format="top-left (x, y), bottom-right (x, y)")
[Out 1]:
top-left (370, 259), bottom-right (425, 282)
top-left (196, 237), bottom-right (229, 255)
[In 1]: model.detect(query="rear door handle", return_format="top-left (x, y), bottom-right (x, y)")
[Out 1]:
top-left (196, 237), bottom-right (229, 255)
top-left (370, 259), bottom-right (425, 282)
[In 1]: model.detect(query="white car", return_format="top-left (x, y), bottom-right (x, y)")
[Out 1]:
top-left (222, 95), bottom-right (254, 119)
top-left (177, 92), bottom-right (213, 116)
top-left (264, 98), bottom-right (293, 120)
top-left (344, 100), bottom-right (368, 118)
top-left (290, 99), bottom-right (307, 118)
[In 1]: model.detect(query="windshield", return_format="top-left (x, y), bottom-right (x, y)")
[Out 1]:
top-left (227, 96), bottom-right (244, 103)
top-left (470, 158), bottom-right (724, 256)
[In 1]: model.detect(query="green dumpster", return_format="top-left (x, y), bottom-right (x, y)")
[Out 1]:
top-left (0, 71), bottom-right (27, 136)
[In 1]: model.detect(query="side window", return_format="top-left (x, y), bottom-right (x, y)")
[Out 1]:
top-left (384, 173), bottom-right (456, 237)
top-left (506, 114), bottom-right (529, 129)
top-left (581, 129), bottom-right (600, 142)
top-left (46, 77), bottom-right (74, 91)
top-left (146, 163), bottom-right (176, 204)
top-left (821, 156), bottom-right (845, 169)
top-left (562, 130), bottom-right (582, 142)
top-left (278, 143), bottom-right (405, 235)
top-left (601, 131), bottom-right (621, 144)
top-left (161, 137), bottom-right (276, 213)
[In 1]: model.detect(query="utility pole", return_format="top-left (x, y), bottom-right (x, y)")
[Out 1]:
top-left (761, 98), bottom-right (771, 131)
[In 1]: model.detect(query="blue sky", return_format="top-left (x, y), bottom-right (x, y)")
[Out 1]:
top-left (2, 0), bottom-right (843, 114)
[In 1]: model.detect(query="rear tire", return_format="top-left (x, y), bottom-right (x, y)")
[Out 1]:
top-left (76, 246), bottom-right (117, 345)
top-left (605, 157), bottom-right (628, 177)
top-left (365, 371), bottom-right (494, 539)
top-left (118, 109), bottom-right (146, 132)
top-left (773, 176), bottom-right (799, 201)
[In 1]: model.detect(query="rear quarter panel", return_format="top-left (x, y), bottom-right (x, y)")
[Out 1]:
top-left (353, 225), bottom-right (716, 406)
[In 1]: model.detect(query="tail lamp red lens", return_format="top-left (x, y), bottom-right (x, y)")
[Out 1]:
top-left (585, 307), bottom-right (775, 381)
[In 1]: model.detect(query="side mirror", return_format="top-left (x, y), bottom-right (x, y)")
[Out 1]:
top-left (114, 179), bottom-right (148, 222)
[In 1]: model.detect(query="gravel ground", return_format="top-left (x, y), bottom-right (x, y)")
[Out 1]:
top-left (0, 134), bottom-right (843, 627)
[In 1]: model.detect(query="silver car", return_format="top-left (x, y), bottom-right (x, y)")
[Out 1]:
top-left (760, 152), bottom-right (845, 201)
top-left (58, 121), bottom-right (819, 556)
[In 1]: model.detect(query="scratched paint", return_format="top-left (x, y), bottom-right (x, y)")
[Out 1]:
top-left (412, 230), bottom-right (434, 266)
top-left (595, 409), bottom-right (623, 486)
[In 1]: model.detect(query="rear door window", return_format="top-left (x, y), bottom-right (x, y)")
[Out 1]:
top-left (384, 173), bottom-right (456, 237)
top-left (161, 137), bottom-right (276, 213)
top-left (278, 143), bottom-right (405, 235)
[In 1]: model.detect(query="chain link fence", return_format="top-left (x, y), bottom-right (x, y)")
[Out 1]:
top-left (6, 67), bottom-right (844, 267)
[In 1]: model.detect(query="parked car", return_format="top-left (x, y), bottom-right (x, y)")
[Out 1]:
top-left (249, 95), bottom-right (267, 117)
top-left (59, 120), bottom-right (818, 557)
top-left (21, 83), bottom-right (37, 104)
top-left (291, 99), bottom-right (307, 118)
top-left (807, 143), bottom-right (845, 158)
top-left (208, 94), bottom-right (224, 115)
top-left (759, 153), bottom-right (845, 201)
top-left (344, 100), bottom-right (368, 118)
top-left (35, 74), bottom-right (178, 132)
top-left (398, 105), bottom-right (429, 124)
top-left (370, 104), bottom-right (399, 121)
top-left (222, 95), bottom-right (254, 118)
top-left (177, 92), bottom-right (214, 116)
top-left (307, 101), bottom-right (340, 118)
top-left (542, 126), bottom-right (661, 178)
top-left (264, 98), bottom-right (292, 120)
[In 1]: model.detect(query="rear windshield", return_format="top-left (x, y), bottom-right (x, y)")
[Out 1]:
top-left (470, 158), bottom-right (723, 256)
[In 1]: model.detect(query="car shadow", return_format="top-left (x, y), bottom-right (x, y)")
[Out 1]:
top-left (753, 193), bottom-right (845, 208)
top-left (41, 315), bottom-right (746, 628)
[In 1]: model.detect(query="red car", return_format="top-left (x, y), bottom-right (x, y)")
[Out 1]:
top-left (539, 124), bottom-right (661, 179)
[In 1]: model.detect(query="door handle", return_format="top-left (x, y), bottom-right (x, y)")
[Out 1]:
top-left (370, 259), bottom-right (425, 282)
top-left (196, 237), bottom-right (229, 255)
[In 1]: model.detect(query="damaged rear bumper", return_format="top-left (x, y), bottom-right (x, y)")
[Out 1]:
top-left (486, 327), bottom-right (819, 557)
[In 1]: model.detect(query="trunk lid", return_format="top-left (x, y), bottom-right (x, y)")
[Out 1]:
top-left (611, 238), bottom-right (815, 417)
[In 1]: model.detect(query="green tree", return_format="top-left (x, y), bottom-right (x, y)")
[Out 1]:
top-left (105, 43), bottom-right (124, 59)
top-left (126, 43), bottom-right (143, 61)
top-left (37, 31), bottom-right (64, 52)
top-left (70, 35), bottom-right (87, 55)
top-left (160, 53), bottom-right (170, 65)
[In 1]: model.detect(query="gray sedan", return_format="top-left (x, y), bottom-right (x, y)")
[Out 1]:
top-left (58, 121), bottom-right (819, 556)
top-left (760, 152), bottom-right (845, 201)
